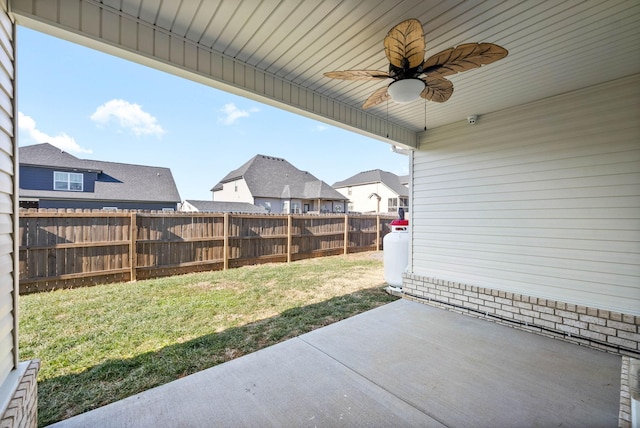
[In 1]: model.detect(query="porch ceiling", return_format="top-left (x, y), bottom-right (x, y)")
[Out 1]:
top-left (9, 0), bottom-right (640, 147)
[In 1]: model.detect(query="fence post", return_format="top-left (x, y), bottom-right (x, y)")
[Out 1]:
top-left (287, 215), bottom-right (292, 263)
top-left (130, 212), bottom-right (137, 282)
top-left (223, 213), bottom-right (229, 270)
top-left (376, 215), bottom-right (380, 251)
top-left (343, 214), bottom-right (349, 255)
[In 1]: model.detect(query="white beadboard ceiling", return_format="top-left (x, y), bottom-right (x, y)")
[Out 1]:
top-left (10, 0), bottom-right (640, 146)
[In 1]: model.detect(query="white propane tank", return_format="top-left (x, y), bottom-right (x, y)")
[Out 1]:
top-left (383, 219), bottom-right (409, 287)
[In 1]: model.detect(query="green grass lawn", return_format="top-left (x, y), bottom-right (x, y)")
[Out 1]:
top-left (19, 252), bottom-right (397, 426)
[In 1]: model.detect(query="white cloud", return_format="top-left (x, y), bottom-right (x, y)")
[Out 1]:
top-left (313, 125), bottom-right (328, 132)
top-left (218, 103), bottom-right (259, 125)
top-left (90, 99), bottom-right (165, 137)
top-left (18, 112), bottom-right (92, 154)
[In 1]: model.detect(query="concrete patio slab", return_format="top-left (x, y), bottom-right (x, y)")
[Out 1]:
top-left (49, 299), bottom-right (621, 428)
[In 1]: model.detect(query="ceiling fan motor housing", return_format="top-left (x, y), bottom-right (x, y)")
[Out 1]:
top-left (387, 78), bottom-right (425, 103)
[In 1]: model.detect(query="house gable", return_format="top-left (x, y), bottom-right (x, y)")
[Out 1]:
top-left (212, 178), bottom-right (254, 204)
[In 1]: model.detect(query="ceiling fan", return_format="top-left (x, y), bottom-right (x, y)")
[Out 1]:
top-left (324, 19), bottom-right (508, 109)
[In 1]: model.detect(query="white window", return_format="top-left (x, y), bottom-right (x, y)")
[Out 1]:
top-left (388, 198), bottom-right (398, 212)
top-left (54, 171), bottom-right (83, 191)
top-left (398, 198), bottom-right (409, 212)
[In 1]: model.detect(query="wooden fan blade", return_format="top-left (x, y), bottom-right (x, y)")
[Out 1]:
top-left (363, 86), bottom-right (390, 109)
top-left (384, 19), bottom-right (425, 70)
top-left (422, 43), bottom-right (508, 77)
top-left (420, 77), bottom-right (454, 103)
top-left (324, 70), bottom-right (390, 80)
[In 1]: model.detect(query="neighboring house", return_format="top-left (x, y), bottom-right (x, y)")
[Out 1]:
top-left (19, 143), bottom-right (181, 211)
top-left (180, 200), bottom-right (267, 214)
top-left (211, 154), bottom-right (347, 214)
top-left (333, 169), bottom-right (409, 214)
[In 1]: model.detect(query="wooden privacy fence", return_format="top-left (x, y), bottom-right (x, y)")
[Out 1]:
top-left (18, 210), bottom-right (397, 293)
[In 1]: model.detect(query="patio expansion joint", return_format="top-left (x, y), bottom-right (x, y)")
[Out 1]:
top-left (295, 335), bottom-right (449, 427)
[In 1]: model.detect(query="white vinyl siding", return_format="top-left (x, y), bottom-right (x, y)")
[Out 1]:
top-left (0, 0), bottom-right (14, 389)
top-left (335, 182), bottom-right (401, 213)
top-left (411, 74), bottom-right (640, 315)
top-left (212, 179), bottom-right (253, 203)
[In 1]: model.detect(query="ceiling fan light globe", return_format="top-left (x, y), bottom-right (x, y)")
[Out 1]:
top-left (388, 79), bottom-right (425, 103)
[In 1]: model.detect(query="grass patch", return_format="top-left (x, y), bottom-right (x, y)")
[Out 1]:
top-left (19, 252), bottom-right (398, 426)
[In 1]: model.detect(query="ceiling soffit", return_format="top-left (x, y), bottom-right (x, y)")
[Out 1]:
top-left (8, 0), bottom-right (640, 147)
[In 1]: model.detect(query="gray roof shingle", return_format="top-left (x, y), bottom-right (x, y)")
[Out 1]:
top-left (212, 154), bottom-right (346, 201)
top-left (19, 143), bottom-right (181, 203)
top-left (333, 169), bottom-right (408, 197)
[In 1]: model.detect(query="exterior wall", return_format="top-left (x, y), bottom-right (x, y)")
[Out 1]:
top-left (19, 166), bottom-right (97, 192)
top-left (254, 198), bottom-right (283, 214)
top-left (408, 74), bottom-right (640, 353)
top-left (289, 199), bottom-right (302, 214)
top-left (0, 0), bottom-right (16, 402)
top-left (307, 200), bottom-right (345, 214)
top-left (212, 179), bottom-right (253, 203)
top-left (283, 199), bottom-right (332, 214)
top-left (336, 182), bottom-right (398, 213)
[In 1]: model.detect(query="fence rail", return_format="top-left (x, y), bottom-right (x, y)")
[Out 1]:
top-left (18, 210), bottom-right (396, 293)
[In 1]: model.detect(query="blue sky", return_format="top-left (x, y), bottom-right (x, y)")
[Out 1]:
top-left (17, 27), bottom-right (409, 201)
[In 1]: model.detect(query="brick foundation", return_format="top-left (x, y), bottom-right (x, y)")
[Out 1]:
top-left (0, 360), bottom-right (40, 428)
top-left (620, 356), bottom-right (632, 428)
